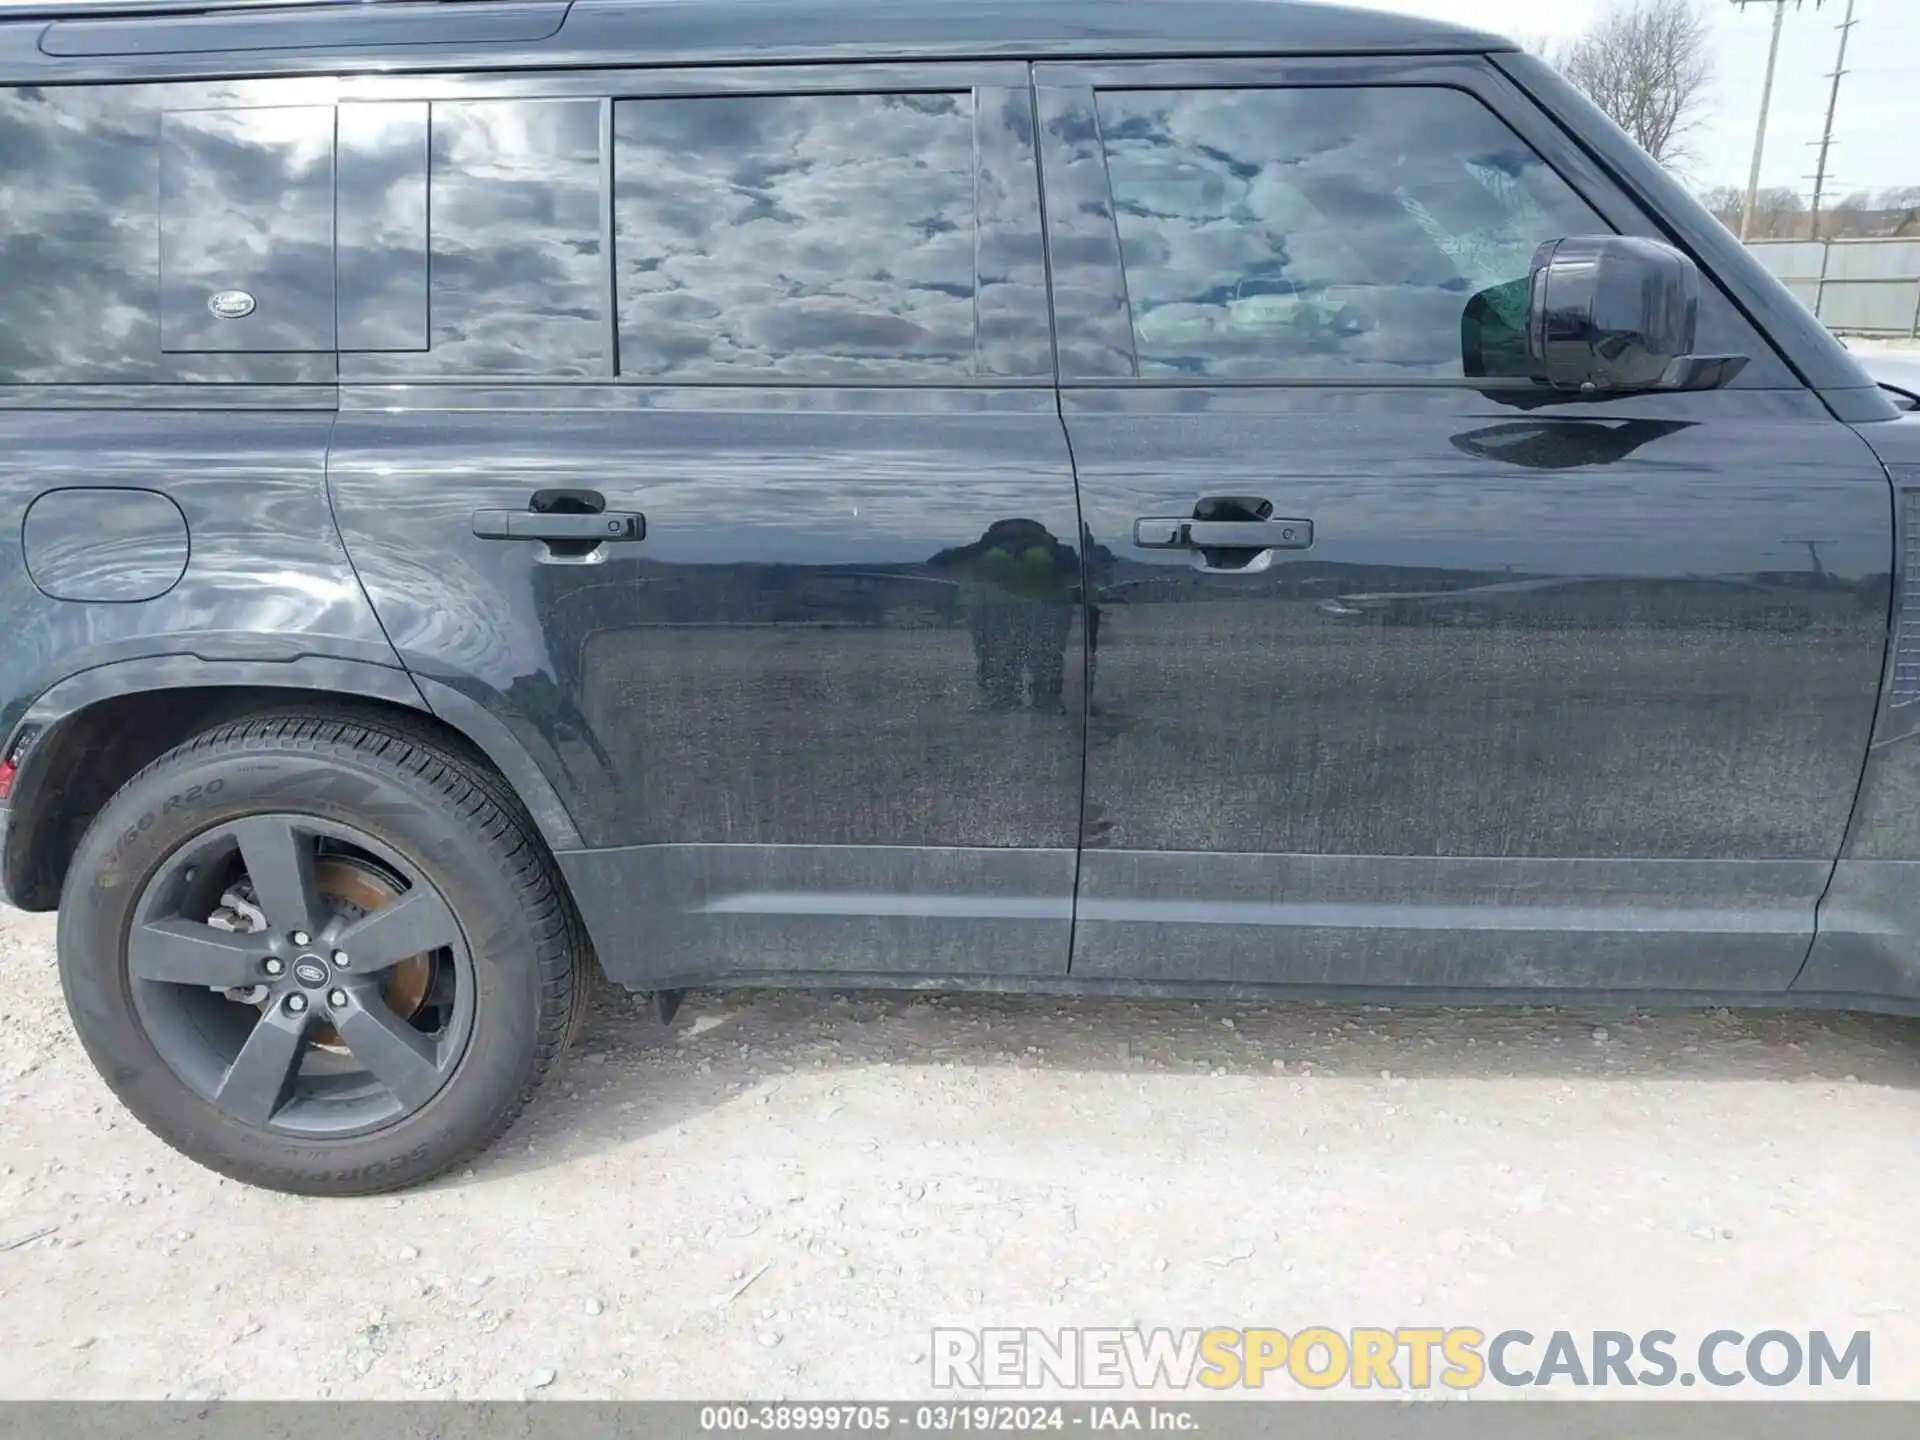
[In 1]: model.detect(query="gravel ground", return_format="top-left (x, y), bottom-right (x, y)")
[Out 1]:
top-left (3, 900), bottom-right (1919, 1401)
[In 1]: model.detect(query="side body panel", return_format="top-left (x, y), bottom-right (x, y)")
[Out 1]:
top-left (0, 412), bottom-right (385, 698)
top-left (1039, 58), bottom-right (1893, 994)
top-left (1804, 436), bottom-right (1920, 1000)
top-left (0, 74), bottom-right (433, 913)
top-left (331, 394), bottom-right (1086, 985)
top-left (323, 69), bottom-right (1086, 987)
top-left (1, 35), bottom-right (1906, 1010)
top-left (0, 76), bottom-right (392, 740)
top-left (1061, 386), bottom-right (1887, 990)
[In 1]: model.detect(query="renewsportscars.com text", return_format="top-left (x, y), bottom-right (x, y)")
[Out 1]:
top-left (931, 1327), bottom-right (1873, 1391)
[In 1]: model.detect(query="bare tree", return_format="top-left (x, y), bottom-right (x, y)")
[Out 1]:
top-left (1748, 185), bottom-right (1808, 238)
top-left (1698, 183), bottom-right (1745, 226)
top-left (1696, 183), bottom-right (1806, 236)
top-left (1826, 190), bottom-right (1874, 237)
top-left (1555, 0), bottom-right (1715, 166)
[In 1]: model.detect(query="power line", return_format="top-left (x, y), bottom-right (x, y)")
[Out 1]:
top-left (1730, 0), bottom-right (1835, 242)
top-left (1808, 0), bottom-right (1860, 239)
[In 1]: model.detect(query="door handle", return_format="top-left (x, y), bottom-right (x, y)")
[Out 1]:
top-left (1133, 517), bottom-right (1313, 551)
top-left (472, 510), bottom-right (646, 543)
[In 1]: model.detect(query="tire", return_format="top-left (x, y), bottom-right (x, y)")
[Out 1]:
top-left (57, 712), bottom-right (592, 1196)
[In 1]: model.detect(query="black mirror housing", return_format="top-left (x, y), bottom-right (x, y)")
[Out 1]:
top-left (1527, 235), bottom-right (1750, 394)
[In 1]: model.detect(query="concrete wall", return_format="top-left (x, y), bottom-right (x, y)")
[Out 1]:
top-left (1748, 238), bottom-right (1920, 337)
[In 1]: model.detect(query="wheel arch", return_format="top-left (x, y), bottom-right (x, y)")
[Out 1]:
top-left (3, 656), bottom-right (584, 912)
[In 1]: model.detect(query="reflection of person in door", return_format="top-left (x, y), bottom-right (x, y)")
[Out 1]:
top-left (1081, 521), bottom-right (1117, 711)
top-left (930, 519), bottom-right (1079, 714)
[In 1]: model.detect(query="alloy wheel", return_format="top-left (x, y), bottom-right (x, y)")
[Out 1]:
top-left (125, 814), bottom-right (476, 1137)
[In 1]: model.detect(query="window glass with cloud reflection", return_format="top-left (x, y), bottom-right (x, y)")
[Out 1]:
top-left (613, 94), bottom-right (985, 381)
top-left (426, 99), bottom-right (606, 377)
top-left (1098, 87), bottom-right (1609, 381)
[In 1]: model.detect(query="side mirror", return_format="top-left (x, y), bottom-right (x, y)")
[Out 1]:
top-left (1528, 236), bottom-right (1749, 394)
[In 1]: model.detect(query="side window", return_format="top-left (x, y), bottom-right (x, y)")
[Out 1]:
top-left (159, 106), bottom-right (337, 354)
top-left (336, 102), bottom-right (429, 354)
top-left (344, 97), bottom-right (607, 380)
top-left (612, 91), bottom-right (1049, 381)
top-left (0, 85), bottom-right (333, 385)
top-left (0, 87), bottom-right (161, 382)
top-left (1095, 86), bottom-right (1608, 381)
top-left (423, 98), bottom-right (606, 377)
top-left (0, 82), bottom-right (1051, 387)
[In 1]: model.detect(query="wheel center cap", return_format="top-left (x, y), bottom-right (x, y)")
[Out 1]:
top-left (291, 957), bottom-right (330, 988)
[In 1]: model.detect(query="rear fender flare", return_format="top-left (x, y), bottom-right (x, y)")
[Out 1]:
top-left (6, 654), bottom-right (584, 853)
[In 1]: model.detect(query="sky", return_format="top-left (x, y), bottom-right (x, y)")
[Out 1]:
top-left (1337, 0), bottom-right (1920, 195)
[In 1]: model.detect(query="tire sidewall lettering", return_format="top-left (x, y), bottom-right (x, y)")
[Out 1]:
top-left (106, 778), bottom-right (226, 870)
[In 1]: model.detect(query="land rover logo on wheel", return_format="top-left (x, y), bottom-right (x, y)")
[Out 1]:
top-left (207, 290), bottom-right (255, 320)
top-left (292, 958), bottom-right (328, 987)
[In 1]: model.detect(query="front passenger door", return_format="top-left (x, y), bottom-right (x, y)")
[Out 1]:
top-left (1038, 59), bottom-right (1892, 994)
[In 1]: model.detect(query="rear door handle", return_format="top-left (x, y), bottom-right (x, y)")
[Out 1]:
top-left (1133, 517), bottom-right (1313, 550)
top-left (472, 511), bottom-right (646, 542)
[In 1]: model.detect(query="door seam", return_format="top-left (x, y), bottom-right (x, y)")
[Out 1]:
top-left (1030, 63), bottom-right (1089, 975)
top-left (1789, 453), bottom-right (1899, 990)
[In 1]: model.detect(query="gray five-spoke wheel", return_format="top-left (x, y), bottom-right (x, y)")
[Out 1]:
top-left (127, 814), bottom-right (476, 1138)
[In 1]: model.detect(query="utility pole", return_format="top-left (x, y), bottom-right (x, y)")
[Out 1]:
top-left (1733, 0), bottom-right (1829, 242)
top-left (1808, 0), bottom-right (1858, 239)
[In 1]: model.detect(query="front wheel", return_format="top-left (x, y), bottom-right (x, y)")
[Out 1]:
top-left (58, 713), bottom-right (591, 1196)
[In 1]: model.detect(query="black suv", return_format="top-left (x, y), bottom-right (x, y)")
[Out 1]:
top-left (2, 0), bottom-right (1915, 1196)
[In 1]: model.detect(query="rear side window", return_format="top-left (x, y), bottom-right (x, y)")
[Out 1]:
top-left (612, 91), bottom-right (1049, 381)
top-left (426, 98), bottom-right (607, 377)
top-left (340, 95), bottom-right (610, 380)
top-left (159, 105), bottom-right (337, 354)
top-left (0, 88), bottom-right (160, 382)
top-left (0, 81), bottom-right (1049, 387)
top-left (1095, 86), bottom-right (1607, 381)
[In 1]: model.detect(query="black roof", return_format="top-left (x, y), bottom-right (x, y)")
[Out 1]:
top-left (562, 0), bottom-right (1519, 60)
top-left (0, 0), bottom-right (1517, 79)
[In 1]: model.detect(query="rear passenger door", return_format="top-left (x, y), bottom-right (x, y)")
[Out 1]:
top-left (1036, 58), bottom-right (1893, 994)
top-left (326, 67), bottom-right (1087, 989)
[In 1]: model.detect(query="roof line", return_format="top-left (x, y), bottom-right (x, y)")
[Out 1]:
top-left (0, 0), bottom-right (455, 17)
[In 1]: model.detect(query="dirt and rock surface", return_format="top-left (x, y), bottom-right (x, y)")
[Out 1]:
top-left (2, 900), bottom-right (1918, 1400)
